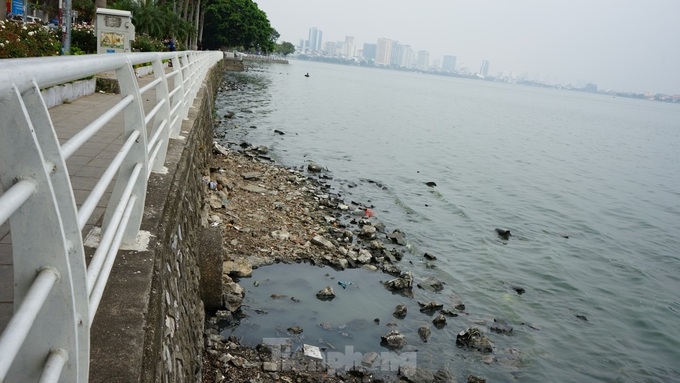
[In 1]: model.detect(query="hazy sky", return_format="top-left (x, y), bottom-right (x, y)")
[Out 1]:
top-left (254, 0), bottom-right (680, 94)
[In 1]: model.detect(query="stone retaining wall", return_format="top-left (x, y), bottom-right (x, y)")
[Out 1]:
top-left (89, 61), bottom-right (224, 383)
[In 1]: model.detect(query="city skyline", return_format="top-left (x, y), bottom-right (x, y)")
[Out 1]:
top-left (254, 0), bottom-right (680, 95)
top-left (301, 28), bottom-right (473, 74)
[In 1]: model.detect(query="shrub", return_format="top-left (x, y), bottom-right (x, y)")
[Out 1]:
top-left (0, 20), bottom-right (61, 58)
top-left (132, 34), bottom-right (165, 52)
top-left (70, 23), bottom-right (96, 54)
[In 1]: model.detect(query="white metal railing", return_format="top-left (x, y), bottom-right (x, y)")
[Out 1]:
top-left (0, 50), bottom-right (222, 383)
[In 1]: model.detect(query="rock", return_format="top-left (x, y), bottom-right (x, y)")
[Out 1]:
top-left (393, 304), bottom-right (408, 318)
top-left (496, 347), bottom-right (523, 369)
top-left (449, 293), bottom-right (466, 311)
top-left (359, 225), bottom-right (377, 239)
top-left (311, 235), bottom-right (335, 250)
top-left (333, 258), bottom-right (349, 270)
top-left (270, 230), bottom-right (290, 240)
top-left (307, 163), bottom-right (323, 172)
top-left (208, 194), bottom-right (223, 209)
top-left (287, 326), bottom-right (303, 334)
top-left (214, 174), bottom-right (232, 190)
top-left (319, 322), bottom-right (332, 330)
top-left (383, 263), bottom-right (401, 276)
top-left (425, 181), bottom-right (437, 187)
top-left (361, 352), bottom-right (380, 367)
top-left (262, 361), bottom-right (278, 372)
top-left (432, 314), bottom-right (447, 327)
top-left (208, 214), bottom-right (222, 225)
top-left (369, 240), bottom-right (385, 250)
top-left (222, 281), bottom-right (244, 312)
top-left (512, 286), bottom-right (526, 295)
top-left (241, 171), bottom-right (263, 180)
top-left (418, 325), bottom-right (431, 342)
top-left (456, 327), bottom-right (494, 353)
top-left (433, 369), bottom-right (457, 383)
top-left (316, 286), bottom-right (335, 300)
top-left (418, 276), bottom-right (444, 292)
top-left (387, 230), bottom-right (407, 245)
top-left (575, 314), bottom-right (588, 322)
top-left (223, 260), bottom-right (253, 278)
top-left (490, 319), bottom-right (513, 335)
top-left (439, 309), bottom-right (459, 317)
top-left (241, 184), bottom-right (269, 194)
top-left (274, 129), bottom-right (285, 135)
top-left (495, 228), bottom-right (511, 240)
top-left (384, 271), bottom-right (414, 291)
top-left (418, 301), bottom-right (444, 313)
top-left (356, 249), bottom-right (372, 263)
top-left (467, 375), bottom-right (487, 383)
top-left (213, 142), bottom-right (229, 156)
top-left (399, 365), bottom-right (435, 382)
top-left (270, 294), bottom-right (287, 299)
top-left (423, 252), bottom-right (437, 261)
top-left (225, 111), bottom-right (235, 119)
top-left (380, 330), bottom-right (406, 349)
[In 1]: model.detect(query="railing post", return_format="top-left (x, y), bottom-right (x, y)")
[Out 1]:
top-left (179, 52), bottom-right (193, 120)
top-left (0, 82), bottom-right (86, 382)
top-left (102, 59), bottom-right (149, 245)
top-left (169, 52), bottom-right (186, 138)
top-left (148, 54), bottom-right (172, 173)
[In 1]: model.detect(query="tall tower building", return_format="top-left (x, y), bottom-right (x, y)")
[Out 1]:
top-left (343, 36), bottom-right (356, 57)
top-left (308, 27), bottom-right (322, 52)
top-left (442, 55), bottom-right (457, 72)
top-left (362, 43), bottom-right (377, 60)
top-left (389, 41), bottom-right (401, 66)
top-left (322, 41), bottom-right (338, 55)
top-left (417, 50), bottom-right (429, 69)
top-left (375, 38), bottom-right (393, 66)
top-left (480, 60), bottom-right (490, 77)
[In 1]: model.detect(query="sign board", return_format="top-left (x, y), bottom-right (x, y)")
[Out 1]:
top-left (11, 0), bottom-right (22, 15)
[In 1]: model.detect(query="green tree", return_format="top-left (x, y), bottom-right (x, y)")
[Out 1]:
top-left (276, 41), bottom-right (295, 56)
top-left (203, 0), bottom-right (275, 52)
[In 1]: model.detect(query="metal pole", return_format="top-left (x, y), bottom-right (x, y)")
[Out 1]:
top-left (59, 0), bottom-right (63, 54)
top-left (63, 0), bottom-right (71, 55)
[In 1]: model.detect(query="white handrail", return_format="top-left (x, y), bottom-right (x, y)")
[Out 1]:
top-left (0, 50), bottom-right (223, 383)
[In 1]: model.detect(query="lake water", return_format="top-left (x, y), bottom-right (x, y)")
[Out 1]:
top-left (214, 60), bottom-right (680, 382)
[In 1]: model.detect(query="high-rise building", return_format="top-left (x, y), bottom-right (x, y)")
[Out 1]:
top-left (417, 50), bottom-right (429, 69)
top-left (308, 27), bottom-right (322, 52)
top-left (480, 60), bottom-right (490, 77)
top-left (362, 43), bottom-right (377, 60)
top-left (375, 38), bottom-right (393, 66)
top-left (393, 44), bottom-right (413, 68)
top-left (442, 55), bottom-right (457, 72)
top-left (343, 36), bottom-right (356, 57)
top-left (322, 41), bottom-right (338, 55)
